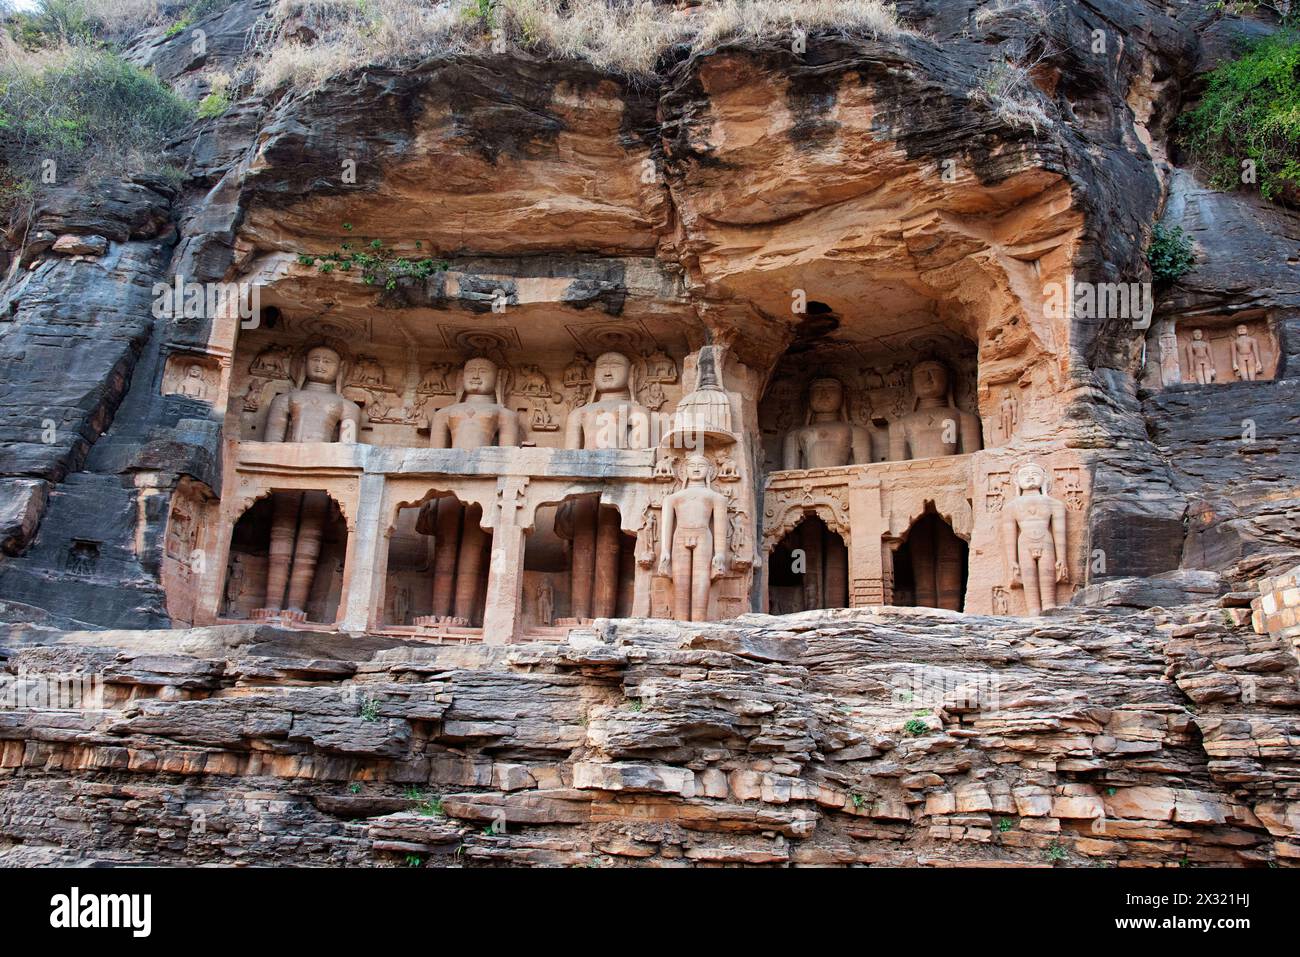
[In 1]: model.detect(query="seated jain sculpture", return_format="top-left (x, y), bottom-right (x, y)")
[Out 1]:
top-left (658, 453), bottom-right (730, 621)
top-left (1002, 463), bottom-right (1068, 615)
top-left (430, 357), bottom-right (519, 449)
top-left (889, 360), bottom-right (982, 460)
top-left (782, 377), bottom-right (881, 469)
top-left (257, 345), bottom-right (361, 620)
top-left (565, 351), bottom-right (651, 450)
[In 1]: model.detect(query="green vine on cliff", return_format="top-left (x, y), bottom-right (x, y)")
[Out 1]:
top-left (1145, 224), bottom-right (1196, 282)
top-left (298, 238), bottom-right (450, 291)
top-left (1179, 30), bottom-right (1300, 206)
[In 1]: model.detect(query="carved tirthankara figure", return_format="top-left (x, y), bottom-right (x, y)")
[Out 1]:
top-left (1185, 329), bottom-right (1216, 385)
top-left (555, 494), bottom-right (624, 621)
top-left (565, 351), bottom-right (651, 450)
top-left (1232, 324), bottom-right (1263, 381)
top-left (257, 345), bottom-right (361, 619)
top-left (430, 357), bottom-right (519, 449)
top-left (782, 377), bottom-right (880, 469)
top-left (1002, 463), bottom-right (1068, 616)
top-left (889, 360), bottom-right (982, 460)
top-left (179, 364), bottom-right (208, 399)
top-left (658, 453), bottom-right (729, 621)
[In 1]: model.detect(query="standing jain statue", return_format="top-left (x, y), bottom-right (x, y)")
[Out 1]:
top-left (1001, 463), bottom-right (1068, 616)
top-left (430, 356), bottom-right (519, 449)
top-left (782, 376), bottom-right (881, 469)
top-left (1185, 329), bottom-right (1216, 385)
top-left (657, 453), bottom-right (730, 622)
top-left (1231, 325), bottom-right (1263, 381)
top-left (565, 351), bottom-right (651, 450)
top-left (889, 360), bottom-right (982, 460)
top-left (258, 344), bottom-right (362, 619)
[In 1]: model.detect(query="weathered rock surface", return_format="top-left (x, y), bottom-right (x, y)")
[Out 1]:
top-left (2, 604), bottom-right (1295, 866)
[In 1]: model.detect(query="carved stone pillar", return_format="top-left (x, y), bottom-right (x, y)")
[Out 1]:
top-left (568, 494), bottom-right (597, 620)
top-left (594, 504), bottom-right (621, 619)
top-left (453, 504), bottom-right (488, 623)
top-left (339, 473), bottom-right (383, 633)
top-left (482, 477), bottom-right (528, 644)
top-left (429, 497), bottom-right (462, 619)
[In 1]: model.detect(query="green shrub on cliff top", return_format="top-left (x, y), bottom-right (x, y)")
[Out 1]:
top-left (1180, 31), bottom-right (1300, 205)
top-left (0, 40), bottom-right (193, 219)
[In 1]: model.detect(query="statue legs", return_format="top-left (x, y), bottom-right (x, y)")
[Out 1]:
top-left (800, 520), bottom-right (824, 610)
top-left (671, 530), bottom-right (712, 621)
top-left (454, 505), bottom-right (488, 623)
top-left (568, 495), bottom-right (597, 620)
top-left (1018, 541), bottom-right (1057, 615)
top-left (593, 505), bottom-right (621, 619)
top-left (824, 532), bottom-right (849, 609)
top-left (429, 497), bottom-right (462, 619)
top-left (262, 490), bottom-right (328, 616)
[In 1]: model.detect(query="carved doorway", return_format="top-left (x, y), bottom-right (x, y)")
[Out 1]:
top-left (526, 494), bottom-right (635, 627)
top-left (768, 514), bottom-right (849, 614)
top-left (892, 506), bottom-right (967, 611)
top-left (222, 491), bottom-right (348, 624)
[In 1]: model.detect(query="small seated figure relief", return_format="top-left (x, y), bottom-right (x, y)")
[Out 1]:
top-left (1002, 463), bottom-right (1069, 616)
top-left (564, 351), bottom-right (651, 451)
top-left (658, 453), bottom-right (730, 622)
top-left (263, 344), bottom-right (362, 445)
top-left (178, 364), bottom-right (209, 400)
top-left (888, 360), bottom-right (982, 460)
top-left (1185, 329), bottom-right (1216, 385)
top-left (1231, 324), bottom-right (1263, 381)
top-left (782, 377), bottom-right (882, 470)
top-left (430, 357), bottom-right (520, 449)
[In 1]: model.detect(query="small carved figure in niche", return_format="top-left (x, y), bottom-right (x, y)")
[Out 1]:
top-left (640, 378), bottom-right (668, 412)
top-left (1158, 322), bottom-right (1182, 386)
top-left (716, 453), bottom-right (740, 481)
top-left (635, 511), bottom-right (658, 567)
top-left (223, 555), bottom-right (246, 617)
top-left (166, 504), bottom-right (192, 559)
top-left (888, 360), bottom-right (982, 460)
top-left (179, 364), bottom-right (208, 400)
top-left (729, 508), bottom-right (752, 567)
top-left (249, 344), bottom-right (293, 379)
top-left (536, 580), bottom-right (554, 627)
top-left (644, 348), bottom-right (677, 383)
top-left (782, 377), bottom-right (881, 469)
top-left (998, 390), bottom-right (1018, 442)
top-left (1185, 329), bottom-right (1216, 384)
top-left (657, 453), bottom-right (730, 622)
top-left (565, 351), bottom-right (651, 450)
top-left (513, 365), bottom-right (551, 398)
top-left (530, 404), bottom-right (559, 432)
top-left (241, 379), bottom-right (265, 413)
top-left (349, 355), bottom-right (387, 389)
top-left (393, 585), bottom-right (411, 626)
top-left (1231, 324), bottom-right (1263, 381)
top-left (418, 362), bottom-right (455, 395)
top-left (991, 584), bottom-right (1010, 616)
top-left (263, 345), bottom-right (363, 445)
top-left (430, 357), bottom-right (519, 449)
top-left (1002, 463), bottom-right (1068, 616)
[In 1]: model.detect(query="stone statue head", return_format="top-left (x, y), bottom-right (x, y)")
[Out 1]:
top-left (588, 351), bottom-right (636, 402)
top-left (683, 452), bottom-right (716, 485)
top-left (457, 356), bottom-right (503, 403)
top-left (911, 360), bottom-right (953, 406)
top-left (1191, 329), bottom-right (1204, 340)
top-left (188, 364), bottom-right (202, 377)
top-left (1236, 324), bottom-right (1249, 336)
top-left (806, 377), bottom-right (847, 420)
top-left (295, 344), bottom-right (347, 391)
top-left (1014, 462), bottom-right (1049, 495)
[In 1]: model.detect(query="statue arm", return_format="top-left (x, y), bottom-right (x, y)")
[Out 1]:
top-left (961, 413), bottom-right (984, 453)
top-left (711, 496), bottom-right (729, 578)
top-left (851, 426), bottom-right (871, 465)
top-left (498, 408), bottom-right (520, 447)
top-left (564, 409), bottom-right (583, 450)
top-left (1002, 508), bottom-right (1019, 586)
top-left (1051, 500), bottom-right (1069, 582)
top-left (888, 422), bottom-right (907, 461)
top-left (264, 393), bottom-right (290, 442)
top-left (657, 498), bottom-right (675, 575)
top-left (782, 431), bottom-right (801, 470)
top-left (430, 409), bottom-right (451, 449)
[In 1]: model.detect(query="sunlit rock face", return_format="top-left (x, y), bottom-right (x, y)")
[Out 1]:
top-left (1, 0), bottom-right (1298, 866)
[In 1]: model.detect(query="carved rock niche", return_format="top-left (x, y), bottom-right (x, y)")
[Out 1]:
top-left (1144, 313), bottom-right (1280, 390)
top-left (162, 352), bottom-right (222, 402)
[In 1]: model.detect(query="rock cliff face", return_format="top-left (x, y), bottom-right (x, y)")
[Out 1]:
top-left (2, 0), bottom-right (1299, 865)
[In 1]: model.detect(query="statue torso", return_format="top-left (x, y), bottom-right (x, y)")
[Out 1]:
top-left (441, 401), bottom-right (505, 449)
top-left (285, 389), bottom-right (355, 442)
top-left (796, 422), bottom-right (853, 468)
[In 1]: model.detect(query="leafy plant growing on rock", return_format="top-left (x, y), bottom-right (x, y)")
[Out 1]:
top-left (903, 718), bottom-right (928, 736)
top-left (299, 239), bottom-right (450, 291)
top-left (1045, 840), bottom-right (1068, 863)
top-left (1180, 30), bottom-right (1300, 206)
top-left (1145, 224), bottom-right (1195, 282)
